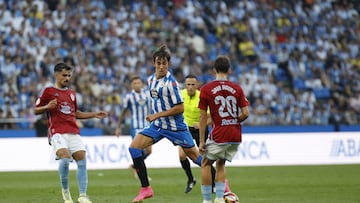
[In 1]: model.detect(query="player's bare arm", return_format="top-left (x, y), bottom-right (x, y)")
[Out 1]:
top-left (198, 109), bottom-right (208, 154)
top-left (238, 106), bottom-right (250, 122)
top-left (34, 98), bottom-right (57, 115)
top-left (115, 108), bottom-right (128, 137)
top-left (146, 103), bottom-right (184, 122)
top-left (193, 113), bottom-right (212, 129)
top-left (76, 111), bottom-right (108, 119)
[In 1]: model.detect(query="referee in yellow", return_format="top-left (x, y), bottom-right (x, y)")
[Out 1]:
top-left (179, 74), bottom-right (215, 193)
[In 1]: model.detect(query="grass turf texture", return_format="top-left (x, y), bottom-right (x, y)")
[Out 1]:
top-left (0, 165), bottom-right (359, 203)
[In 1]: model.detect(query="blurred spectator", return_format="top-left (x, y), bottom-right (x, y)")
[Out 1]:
top-left (349, 91), bottom-right (360, 113)
top-left (328, 106), bottom-right (342, 132)
top-left (34, 113), bottom-right (48, 137)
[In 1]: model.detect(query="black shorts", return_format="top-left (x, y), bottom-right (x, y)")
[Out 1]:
top-left (188, 127), bottom-right (209, 147)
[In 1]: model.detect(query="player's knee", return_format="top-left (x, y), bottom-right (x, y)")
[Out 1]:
top-left (179, 150), bottom-right (187, 160)
top-left (179, 154), bottom-right (187, 160)
top-left (56, 148), bottom-right (71, 159)
top-left (145, 147), bottom-right (152, 155)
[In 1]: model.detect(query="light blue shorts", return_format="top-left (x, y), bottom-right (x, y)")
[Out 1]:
top-left (140, 124), bottom-right (195, 148)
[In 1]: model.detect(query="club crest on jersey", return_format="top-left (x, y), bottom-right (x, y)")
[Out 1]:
top-left (150, 89), bottom-right (159, 98)
top-left (60, 102), bottom-right (72, 114)
top-left (138, 99), bottom-right (147, 105)
top-left (70, 93), bottom-right (75, 101)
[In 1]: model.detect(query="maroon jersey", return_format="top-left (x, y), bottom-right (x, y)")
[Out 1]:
top-left (35, 86), bottom-right (80, 139)
top-left (199, 80), bottom-right (249, 143)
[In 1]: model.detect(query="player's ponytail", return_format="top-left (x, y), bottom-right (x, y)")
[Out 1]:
top-left (152, 44), bottom-right (171, 62)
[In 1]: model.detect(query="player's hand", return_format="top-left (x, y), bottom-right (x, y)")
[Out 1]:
top-left (193, 122), bottom-right (199, 129)
top-left (146, 114), bottom-right (156, 122)
top-left (95, 111), bottom-right (108, 119)
top-left (115, 127), bottom-right (121, 138)
top-left (199, 142), bottom-right (206, 155)
top-left (46, 99), bottom-right (57, 109)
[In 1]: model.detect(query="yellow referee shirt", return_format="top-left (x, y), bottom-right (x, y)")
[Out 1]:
top-left (181, 89), bottom-right (202, 127)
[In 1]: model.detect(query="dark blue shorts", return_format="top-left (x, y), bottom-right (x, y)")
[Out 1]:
top-left (140, 124), bottom-right (195, 148)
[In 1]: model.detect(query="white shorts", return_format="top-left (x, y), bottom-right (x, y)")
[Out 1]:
top-left (50, 133), bottom-right (86, 159)
top-left (205, 139), bottom-right (239, 162)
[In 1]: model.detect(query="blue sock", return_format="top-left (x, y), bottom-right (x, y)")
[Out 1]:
top-left (215, 182), bottom-right (225, 199)
top-left (58, 158), bottom-right (70, 190)
top-left (201, 185), bottom-right (212, 201)
top-left (129, 147), bottom-right (143, 159)
top-left (76, 159), bottom-right (88, 195)
top-left (192, 155), bottom-right (202, 166)
top-left (129, 147), bottom-right (150, 187)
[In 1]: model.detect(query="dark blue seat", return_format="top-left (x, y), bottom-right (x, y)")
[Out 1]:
top-left (293, 78), bottom-right (307, 90)
top-left (313, 88), bottom-right (331, 99)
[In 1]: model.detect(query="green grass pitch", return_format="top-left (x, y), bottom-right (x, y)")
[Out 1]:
top-left (0, 165), bottom-right (359, 203)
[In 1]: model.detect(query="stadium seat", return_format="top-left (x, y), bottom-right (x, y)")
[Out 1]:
top-left (275, 69), bottom-right (289, 81)
top-left (293, 78), bottom-right (307, 90)
top-left (206, 33), bottom-right (217, 45)
top-left (313, 88), bottom-right (331, 99)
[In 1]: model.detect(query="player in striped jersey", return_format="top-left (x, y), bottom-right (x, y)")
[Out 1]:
top-left (115, 75), bottom-right (152, 178)
top-left (128, 45), bottom-right (204, 202)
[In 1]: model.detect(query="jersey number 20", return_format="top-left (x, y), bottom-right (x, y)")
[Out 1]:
top-left (214, 95), bottom-right (238, 118)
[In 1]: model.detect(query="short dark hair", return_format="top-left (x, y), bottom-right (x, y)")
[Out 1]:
top-left (152, 44), bottom-right (171, 62)
top-left (185, 74), bottom-right (197, 81)
top-left (129, 75), bottom-right (141, 82)
top-left (54, 62), bottom-right (72, 72)
top-left (213, 55), bottom-right (230, 73)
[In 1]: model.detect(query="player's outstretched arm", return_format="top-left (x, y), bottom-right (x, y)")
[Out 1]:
top-left (76, 111), bottom-right (108, 119)
top-left (94, 111), bottom-right (108, 119)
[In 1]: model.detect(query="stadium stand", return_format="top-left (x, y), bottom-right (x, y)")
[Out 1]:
top-left (0, 0), bottom-right (359, 136)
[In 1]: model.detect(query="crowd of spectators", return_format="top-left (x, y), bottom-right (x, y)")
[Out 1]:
top-left (0, 0), bottom-right (360, 134)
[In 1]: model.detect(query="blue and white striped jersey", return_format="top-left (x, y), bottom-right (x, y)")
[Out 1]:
top-left (123, 88), bottom-right (151, 130)
top-left (148, 71), bottom-right (187, 131)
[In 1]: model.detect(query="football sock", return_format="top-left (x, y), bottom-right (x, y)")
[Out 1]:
top-left (129, 147), bottom-right (143, 158)
top-left (129, 147), bottom-right (149, 187)
top-left (58, 158), bottom-right (70, 190)
top-left (201, 185), bottom-right (212, 201)
top-left (180, 159), bottom-right (194, 182)
top-left (215, 182), bottom-right (225, 199)
top-left (133, 156), bottom-right (149, 187)
top-left (76, 159), bottom-right (88, 195)
top-left (192, 155), bottom-right (202, 166)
